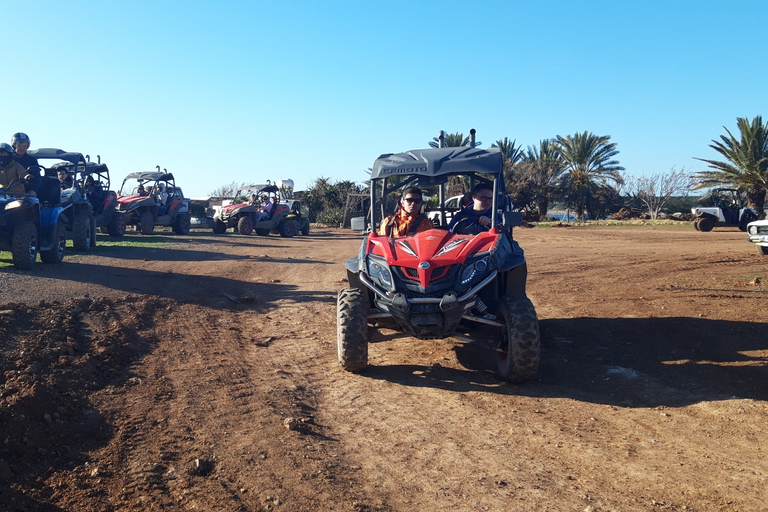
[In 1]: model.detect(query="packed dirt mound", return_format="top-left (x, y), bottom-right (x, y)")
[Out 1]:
top-left (608, 207), bottom-right (642, 220)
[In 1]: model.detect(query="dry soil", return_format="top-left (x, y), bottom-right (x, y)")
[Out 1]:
top-left (0, 224), bottom-right (767, 512)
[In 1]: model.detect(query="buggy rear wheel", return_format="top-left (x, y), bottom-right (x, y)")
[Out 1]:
top-left (255, 228), bottom-right (271, 236)
top-left (237, 215), bottom-right (254, 235)
top-left (11, 221), bottom-right (38, 270)
top-left (337, 287), bottom-right (369, 372)
top-left (41, 219), bottom-right (66, 264)
top-left (758, 245), bottom-right (768, 256)
top-left (279, 219), bottom-right (297, 238)
top-left (300, 219), bottom-right (310, 236)
top-left (139, 211), bottom-right (155, 235)
top-left (107, 214), bottom-right (127, 237)
top-left (72, 213), bottom-right (91, 251)
top-left (495, 295), bottom-right (540, 383)
top-left (173, 213), bottom-right (191, 235)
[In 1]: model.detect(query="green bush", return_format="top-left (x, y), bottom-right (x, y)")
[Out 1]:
top-left (315, 208), bottom-right (346, 227)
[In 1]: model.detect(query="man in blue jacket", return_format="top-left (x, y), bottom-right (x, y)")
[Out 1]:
top-left (448, 183), bottom-right (499, 235)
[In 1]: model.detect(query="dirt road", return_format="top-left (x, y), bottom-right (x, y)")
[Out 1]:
top-left (1, 225), bottom-right (767, 511)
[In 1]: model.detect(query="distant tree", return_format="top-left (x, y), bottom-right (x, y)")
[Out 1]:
top-left (209, 182), bottom-right (247, 197)
top-left (429, 132), bottom-right (482, 148)
top-left (303, 176), bottom-right (365, 222)
top-left (510, 140), bottom-right (566, 220)
top-left (626, 168), bottom-right (693, 219)
top-left (492, 137), bottom-right (524, 176)
top-left (553, 131), bottom-right (625, 221)
top-left (586, 184), bottom-right (624, 220)
top-left (693, 115), bottom-right (768, 217)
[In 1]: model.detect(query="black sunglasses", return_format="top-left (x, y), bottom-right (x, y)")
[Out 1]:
top-left (404, 197), bottom-right (423, 204)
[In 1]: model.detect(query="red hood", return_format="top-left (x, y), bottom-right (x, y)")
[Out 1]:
top-left (116, 195), bottom-right (155, 208)
top-left (367, 228), bottom-right (498, 289)
top-left (222, 203), bottom-right (254, 212)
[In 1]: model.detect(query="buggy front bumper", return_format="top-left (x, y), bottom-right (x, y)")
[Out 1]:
top-left (359, 270), bottom-right (502, 337)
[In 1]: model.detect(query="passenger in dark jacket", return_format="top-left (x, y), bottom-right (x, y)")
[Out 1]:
top-left (11, 132), bottom-right (40, 196)
top-left (448, 184), bottom-right (500, 235)
top-left (0, 143), bottom-right (28, 195)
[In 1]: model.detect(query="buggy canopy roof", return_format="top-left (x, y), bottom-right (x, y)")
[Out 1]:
top-left (29, 148), bottom-right (86, 165)
top-left (370, 146), bottom-right (502, 180)
top-left (122, 171), bottom-right (175, 182)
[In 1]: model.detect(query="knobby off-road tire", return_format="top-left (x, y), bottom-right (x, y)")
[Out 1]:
top-left (213, 219), bottom-right (227, 234)
top-left (107, 214), bottom-right (127, 237)
top-left (697, 217), bottom-right (714, 232)
top-left (40, 220), bottom-right (66, 264)
top-left (11, 221), bottom-right (38, 270)
top-left (758, 245), bottom-right (768, 256)
top-left (173, 213), bottom-right (191, 235)
top-left (139, 211), bottom-right (155, 235)
top-left (72, 213), bottom-right (91, 251)
top-left (279, 219), bottom-right (297, 238)
top-left (255, 228), bottom-right (271, 236)
top-left (89, 215), bottom-right (97, 247)
top-left (739, 212), bottom-right (757, 232)
top-left (496, 295), bottom-right (540, 383)
top-left (337, 287), bottom-right (369, 372)
top-left (237, 216), bottom-right (253, 235)
top-left (300, 219), bottom-right (310, 236)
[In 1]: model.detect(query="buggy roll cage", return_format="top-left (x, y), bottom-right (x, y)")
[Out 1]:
top-left (30, 148), bottom-right (112, 192)
top-left (368, 130), bottom-right (505, 230)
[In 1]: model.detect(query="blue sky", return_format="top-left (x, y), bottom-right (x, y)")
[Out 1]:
top-left (7, 0), bottom-right (767, 198)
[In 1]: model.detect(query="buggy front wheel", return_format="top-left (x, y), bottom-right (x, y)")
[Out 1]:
top-left (495, 295), bottom-right (540, 383)
top-left (237, 215), bottom-right (253, 235)
top-left (11, 221), bottom-right (38, 270)
top-left (337, 287), bottom-right (369, 372)
top-left (72, 213), bottom-right (91, 251)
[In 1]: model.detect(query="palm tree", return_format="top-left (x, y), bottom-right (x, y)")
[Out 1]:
top-left (429, 132), bottom-right (482, 148)
top-left (693, 115), bottom-right (768, 216)
top-left (492, 137), bottom-right (523, 176)
top-left (518, 139), bottom-right (566, 220)
top-left (553, 131), bottom-right (625, 221)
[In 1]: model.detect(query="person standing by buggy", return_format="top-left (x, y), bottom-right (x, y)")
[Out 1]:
top-left (0, 143), bottom-right (28, 195)
top-left (11, 132), bottom-right (39, 196)
top-left (378, 187), bottom-right (433, 237)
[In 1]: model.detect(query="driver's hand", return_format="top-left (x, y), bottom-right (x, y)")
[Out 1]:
top-left (479, 216), bottom-right (491, 226)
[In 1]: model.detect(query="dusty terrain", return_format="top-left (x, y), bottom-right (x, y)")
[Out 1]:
top-left (1, 224), bottom-right (767, 512)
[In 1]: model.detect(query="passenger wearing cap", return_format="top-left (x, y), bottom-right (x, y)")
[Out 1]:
top-left (378, 187), bottom-right (433, 237)
top-left (10, 132), bottom-right (39, 196)
top-left (255, 194), bottom-right (273, 222)
top-left (0, 143), bottom-right (29, 195)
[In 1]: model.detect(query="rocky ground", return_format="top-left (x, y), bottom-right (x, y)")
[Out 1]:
top-left (0, 224), bottom-right (767, 511)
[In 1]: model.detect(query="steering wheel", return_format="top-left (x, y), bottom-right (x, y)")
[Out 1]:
top-left (451, 215), bottom-right (489, 235)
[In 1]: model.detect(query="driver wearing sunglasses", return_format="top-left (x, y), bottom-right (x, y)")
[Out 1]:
top-left (448, 183), bottom-right (499, 234)
top-left (378, 186), bottom-right (434, 237)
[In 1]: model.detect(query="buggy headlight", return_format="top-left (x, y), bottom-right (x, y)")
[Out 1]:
top-left (460, 257), bottom-right (489, 286)
top-left (749, 225), bottom-right (758, 235)
top-left (4, 200), bottom-right (23, 210)
top-left (368, 259), bottom-right (394, 290)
